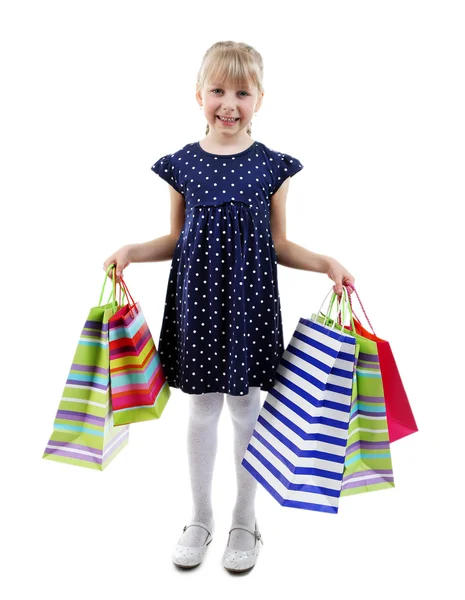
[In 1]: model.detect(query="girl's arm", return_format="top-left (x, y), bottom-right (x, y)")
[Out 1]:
top-left (103, 187), bottom-right (186, 280)
top-left (128, 187), bottom-right (186, 263)
top-left (270, 179), bottom-right (355, 295)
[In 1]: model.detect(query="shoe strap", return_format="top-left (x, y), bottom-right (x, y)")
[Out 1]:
top-left (228, 524), bottom-right (263, 544)
top-left (183, 521), bottom-right (213, 537)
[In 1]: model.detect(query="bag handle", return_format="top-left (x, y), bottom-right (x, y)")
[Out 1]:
top-left (118, 277), bottom-right (136, 307)
top-left (314, 286), bottom-right (355, 332)
top-left (105, 284), bottom-right (127, 306)
top-left (118, 277), bottom-right (139, 319)
top-left (314, 287), bottom-right (341, 329)
top-left (339, 284), bottom-right (376, 336)
top-left (315, 286), bottom-right (347, 330)
top-left (324, 285), bottom-right (356, 332)
top-left (103, 265), bottom-right (127, 306)
top-left (98, 264), bottom-right (125, 308)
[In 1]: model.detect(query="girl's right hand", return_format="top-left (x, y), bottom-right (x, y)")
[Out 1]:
top-left (103, 246), bottom-right (132, 283)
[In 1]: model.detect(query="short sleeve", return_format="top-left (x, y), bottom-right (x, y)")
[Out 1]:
top-left (271, 152), bottom-right (304, 195)
top-left (151, 154), bottom-right (184, 195)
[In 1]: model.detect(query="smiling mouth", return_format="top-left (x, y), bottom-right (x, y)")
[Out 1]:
top-left (216, 116), bottom-right (239, 123)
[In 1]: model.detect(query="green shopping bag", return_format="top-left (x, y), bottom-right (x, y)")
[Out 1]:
top-left (313, 290), bottom-right (395, 497)
top-left (42, 265), bottom-right (130, 471)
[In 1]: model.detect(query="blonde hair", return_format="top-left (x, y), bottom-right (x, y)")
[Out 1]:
top-left (196, 41), bottom-right (264, 137)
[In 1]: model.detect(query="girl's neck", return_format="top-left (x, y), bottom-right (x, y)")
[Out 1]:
top-left (198, 135), bottom-right (256, 155)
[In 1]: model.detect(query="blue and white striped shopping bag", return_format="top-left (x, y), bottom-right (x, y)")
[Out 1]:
top-left (242, 289), bottom-right (357, 514)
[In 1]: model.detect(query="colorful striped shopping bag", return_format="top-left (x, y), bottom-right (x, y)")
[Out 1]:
top-left (341, 343), bottom-right (394, 496)
top-left (242, 287), bottom-right (357, 514)
top-left (345, 288), bottom-right (417, 443)
top-left (43, 265), bottom-right (130, 471)
top-left (316, 291), bottom-right (395, 496)
top-left (108, 278), bottom-right (171, 426)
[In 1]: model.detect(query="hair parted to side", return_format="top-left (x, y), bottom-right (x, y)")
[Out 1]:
top-left (196, 41), bottom-right (264, 137)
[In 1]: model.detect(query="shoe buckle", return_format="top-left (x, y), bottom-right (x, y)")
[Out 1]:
top-left (255, 530), bottom-right (263, 544)
top-left (183, 525), bottom-right (187, 532)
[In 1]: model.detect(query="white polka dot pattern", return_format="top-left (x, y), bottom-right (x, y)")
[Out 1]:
top-left (151, 141), bottom-right (304, 396)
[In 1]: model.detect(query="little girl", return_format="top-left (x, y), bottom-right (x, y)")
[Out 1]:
top-left (103, 41), bottom-right (355, 573)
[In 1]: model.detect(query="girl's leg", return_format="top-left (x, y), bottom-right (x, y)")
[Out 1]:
top-left (178, 391), bottom-right (224, 547)
top-left (225, 386), bottom-right (261, 551)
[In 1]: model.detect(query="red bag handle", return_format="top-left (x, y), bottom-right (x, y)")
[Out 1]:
top-left (336, 284), bottom-right (376, 336)
top-left (118, 277), bottom-right (139, 316)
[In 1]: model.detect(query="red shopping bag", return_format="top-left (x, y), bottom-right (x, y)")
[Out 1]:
top-left (336, 286), bottom-right (418, 443)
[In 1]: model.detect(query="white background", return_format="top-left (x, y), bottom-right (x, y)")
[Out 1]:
top-left (1, 0), bottom-right (463, 598)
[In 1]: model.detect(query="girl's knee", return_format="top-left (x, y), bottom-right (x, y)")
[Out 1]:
top-left (189, 392), bottom-right (224, 424)
top-left (226, 387), bottom-right (261, 420)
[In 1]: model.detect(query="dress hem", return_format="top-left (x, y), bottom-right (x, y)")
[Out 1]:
top-left (166, 379), bottom-right (274, 396)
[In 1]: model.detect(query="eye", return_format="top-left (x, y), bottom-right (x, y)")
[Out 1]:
top-left (211, 89), bottom-right (250, 96)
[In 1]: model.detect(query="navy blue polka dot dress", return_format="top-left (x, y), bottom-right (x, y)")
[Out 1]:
top-left (151, 140), bottom-right (303, 396)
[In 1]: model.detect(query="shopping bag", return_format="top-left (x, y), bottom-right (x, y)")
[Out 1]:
top-left (343, 288), bottom-right (417, 442)
top-left (242, 287), bottom-right (357, 514)
top-left (317, 290), bottom-right (395, 496)
top-left (108, 277), bottom-right (171, 426)
top-left (43, 265), bottom-right (130, 470)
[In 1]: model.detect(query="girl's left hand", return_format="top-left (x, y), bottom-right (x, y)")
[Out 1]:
top-left (326, 257), bottom-right (355, 297)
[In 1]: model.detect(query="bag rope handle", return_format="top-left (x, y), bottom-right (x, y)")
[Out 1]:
top-left (99, 264), bottom-right (127, 309)
top-left (325, 285), bottom-right (356, 332)
top-left (336, 284), bottom-right (376, 336)
top-left (315, 287), bottom-right (345, 330)
top-left (118, 277), bottom-right (140, 319)
top-left (316, 285), bottom-right (355, 332)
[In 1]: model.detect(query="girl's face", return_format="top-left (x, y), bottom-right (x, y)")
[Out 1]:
top-left (197, 79), bottom-right (263, 139)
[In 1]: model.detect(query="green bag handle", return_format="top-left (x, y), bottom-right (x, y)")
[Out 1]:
top-left (105, 280), bottom-right (127, 306)
top-left (313, 286), bottom-right (342, 329)
top-left (314, 286), bottom-right (347, 329)
top-left (99, 264), bottom-right (126, 308)
top-left (314, 285), bottom-right (355, 332)
top-left (326, 285), bottom-right (356, 332)
top-left (102, 263), bottom-right (127, 305)
top-left (106, 285), bottom-right (127, 306)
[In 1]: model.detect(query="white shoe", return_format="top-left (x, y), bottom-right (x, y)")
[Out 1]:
top-left (222, 521), bottom-right (263, 573)
top-left (172, 521), bottom-right (213, 569)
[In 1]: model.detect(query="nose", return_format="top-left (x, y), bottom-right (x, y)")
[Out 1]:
top-left (220, 91), bottom-right (238, 111)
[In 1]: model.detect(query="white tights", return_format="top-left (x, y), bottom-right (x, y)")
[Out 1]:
top-left (178, 387), bottom-right (261, 551)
